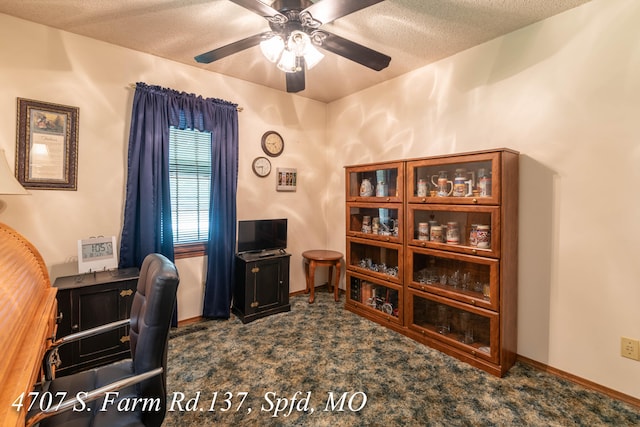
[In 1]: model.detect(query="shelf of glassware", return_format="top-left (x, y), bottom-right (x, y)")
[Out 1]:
top-left (347, 270), bottom-right (402, 325)
top-left (406, 151), bottom-right (501, 205)
top-left (406, 247), bottom-right (499, 312)
top-left (345, 161), bottom-right (404, 203)
top-left (346, 237), bottom-right (403, 286)
top-left (346, 202), bottom-right (403, 245)
top-left (406, 204), bottom-right (501, 259)
top-left (407, 290), bottom-right (500, 364)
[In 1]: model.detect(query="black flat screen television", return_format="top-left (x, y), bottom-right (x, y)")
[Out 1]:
top-left (237, 218), bottom-right (287, 254)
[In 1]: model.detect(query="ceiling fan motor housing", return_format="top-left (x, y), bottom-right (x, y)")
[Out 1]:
top-left (272, 0), bottom-right (313, 14)
top-left (269, 16), bottom-right (304, 34)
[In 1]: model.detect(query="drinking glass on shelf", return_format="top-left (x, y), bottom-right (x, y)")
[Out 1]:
top-left (459, 312), bottom-right (474, 344)
top-left (426, 271), bottom-right (438, 284)
top-left (473, 281), bottom-right (483, 293)
top-left (449, 270), bottom-right (460, 287)
top-left (436, 305), bottom-right (450, 334)
top-left (462, 272), bottom-right (472, 290)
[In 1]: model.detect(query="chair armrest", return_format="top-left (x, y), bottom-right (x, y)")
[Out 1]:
top-left (26, 367), bottom-right (163, 427)
top-left (51, 318), bottom-right (131, 348)
top-left (43, 318), bottom-right (131, 381)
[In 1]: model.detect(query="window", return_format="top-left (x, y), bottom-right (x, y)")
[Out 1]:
top-left (169, 126), bottom-right (211, 257)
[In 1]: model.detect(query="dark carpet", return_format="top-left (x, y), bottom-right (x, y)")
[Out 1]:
top-left (164, 291), bottom-right (640, 426)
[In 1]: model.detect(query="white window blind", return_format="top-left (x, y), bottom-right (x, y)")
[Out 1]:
top-left (169, 126), bottom-right (211, 244)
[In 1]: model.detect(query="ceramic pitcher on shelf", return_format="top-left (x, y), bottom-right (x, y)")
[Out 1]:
top-left (431, 171), bottom-right (453, 197)
top-left (360, 178), bottom-right (374, 197)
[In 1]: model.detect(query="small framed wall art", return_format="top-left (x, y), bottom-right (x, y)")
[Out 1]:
top-left (276, 168), bottom-right (297, 192)
top-left (15, 98), bottom-right (79, 190)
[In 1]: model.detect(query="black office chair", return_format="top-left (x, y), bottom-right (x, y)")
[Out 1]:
top-left (27, 253), bottom-right (179, 427)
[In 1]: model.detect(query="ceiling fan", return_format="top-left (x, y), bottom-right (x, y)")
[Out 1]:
top-left (194, 0), bottom-right (391, 93)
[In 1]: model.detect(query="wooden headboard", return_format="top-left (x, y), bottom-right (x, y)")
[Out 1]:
top-left (0, 222), bottom-right (58, 426)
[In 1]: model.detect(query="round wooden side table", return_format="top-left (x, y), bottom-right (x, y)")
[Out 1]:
top-left (302, 250), bottom-right (343, 304)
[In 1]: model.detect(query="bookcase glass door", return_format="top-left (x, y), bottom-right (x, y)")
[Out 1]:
top-left (347, 272), bottom-right (402, 324)
top-left (409, 292), bottom-right (498, 363)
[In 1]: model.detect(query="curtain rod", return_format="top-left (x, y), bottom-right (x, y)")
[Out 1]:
top-left (127, 84), bottom-right (243, 112)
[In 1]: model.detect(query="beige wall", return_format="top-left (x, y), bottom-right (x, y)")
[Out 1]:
top-left (326, 0), bottom-right (640, 399)
top-left (1, 0), bottom-right (639, 401)
top-left (0, 13), bottom-right (328, 322)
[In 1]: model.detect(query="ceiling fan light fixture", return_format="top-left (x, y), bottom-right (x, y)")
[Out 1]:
top-left (277, 47), bottom-right (298, 73)
top-left (288, 30), bottom-right (310, 56)
top-left (303, 43), bottom-right (324, 70)
top-left (194, 0), bottom-right (391, 93)
top-left (260, 35), bottom-right (285, 63)
top-left (286, 30), bottom-right (324, 70)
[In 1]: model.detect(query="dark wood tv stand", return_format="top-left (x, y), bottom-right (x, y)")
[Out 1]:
top-left (233, 251), bottom-right (291, 323)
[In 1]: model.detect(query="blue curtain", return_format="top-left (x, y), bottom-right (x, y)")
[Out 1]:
top-left (120, 83), bottom-right (175, 268)
top-left (203, 102), bottom-right (239, 319)
top-left (120, 82), bottom-right (238, 320)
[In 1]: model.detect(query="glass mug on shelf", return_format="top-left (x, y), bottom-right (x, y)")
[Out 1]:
top-left (430, 171), bottom-right (453, 197)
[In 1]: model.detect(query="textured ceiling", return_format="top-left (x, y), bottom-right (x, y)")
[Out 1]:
top-left (0, 0), bottom-right (591, 103)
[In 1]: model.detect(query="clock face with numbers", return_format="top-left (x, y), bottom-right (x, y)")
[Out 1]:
top-left (252, 156), bottom-right (271, 177)
top-left (81, 240), bottom-right (114, 260)
top-left (261, 131), bottom-right (284, 157)
top-left (77, 236), bottom-right (118, 273)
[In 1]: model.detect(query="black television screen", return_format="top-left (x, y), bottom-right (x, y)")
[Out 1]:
top-left (237, 218), bottom-right (287, 253)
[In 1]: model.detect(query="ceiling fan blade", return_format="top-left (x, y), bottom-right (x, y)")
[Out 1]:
top-left (319, 31), bottom-right (391, 71)
top-left (195, 33), bottom-right (267, 64)
top-left (286, 58), bottom-right (305, 93)
top-left (228, 0), bottom-right (286, 22)
top-left (303, 0), bottom-right (384, 24)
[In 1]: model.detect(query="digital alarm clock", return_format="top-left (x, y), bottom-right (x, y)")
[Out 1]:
top-left (77, 236), bottom-right (118, 273)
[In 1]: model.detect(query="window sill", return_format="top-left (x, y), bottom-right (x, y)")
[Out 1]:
top-left (174, 242), bottom-right (207, 259)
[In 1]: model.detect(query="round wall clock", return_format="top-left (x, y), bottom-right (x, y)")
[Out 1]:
top-left (261, 131), bottom-right (284, 157)
top-left (252, 156), bottom-right (271, 177)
